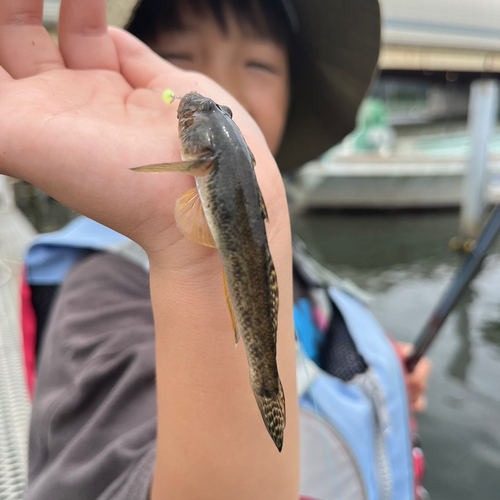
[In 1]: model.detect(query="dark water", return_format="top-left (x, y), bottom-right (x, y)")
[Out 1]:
top-left (291, 210), bottom-right (500, 500)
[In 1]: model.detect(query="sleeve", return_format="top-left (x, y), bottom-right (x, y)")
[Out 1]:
top-left (26, 252), bottom-right (157, 500)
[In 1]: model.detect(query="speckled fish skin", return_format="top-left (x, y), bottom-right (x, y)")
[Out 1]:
top-left (177, 92), bottom-right (285, 451)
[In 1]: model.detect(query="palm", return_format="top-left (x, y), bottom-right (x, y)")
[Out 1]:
top-left (0, 2), bottom-right (278, 258)
top-left (4, 67), bottom-right (183, 248)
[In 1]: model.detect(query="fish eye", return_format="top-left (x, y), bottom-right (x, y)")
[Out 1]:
top-left (217, 105), bottom-right (233, 119)
top-left (199, 101), bottom-right (214, 112)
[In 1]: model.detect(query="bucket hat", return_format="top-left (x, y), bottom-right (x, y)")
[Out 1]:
top-left (106, 0), bottom-right (381, 171)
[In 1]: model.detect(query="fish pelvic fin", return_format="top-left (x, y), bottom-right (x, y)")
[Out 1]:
top-left (175, 187), bottom-right (217, 248)
top-left (223, 271), bottom-right (241, 344)
top-left (253, 379), bottom-right (286, 452)
top-left (130, 156), bottom-right (216, 177)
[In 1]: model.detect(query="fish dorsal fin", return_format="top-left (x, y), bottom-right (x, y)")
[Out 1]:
top-left (247, 147), bottom-right (267, 221)
top-left (175, 187), bottom-right (217, 248)
top-left (223, 270), bottom-right (241, 344)
top-left (248, 148), bottom-right (268, 220)
top-left (131, 156), bottom-right (216, 177)
top-left (248, 148), bottom-right (256, 168)
top-left (256, 183), bottom-right (269, 222)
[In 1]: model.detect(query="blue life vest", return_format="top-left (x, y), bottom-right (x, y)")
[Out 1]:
top-left (25, 216), bottom-right (415, 500)
top-left (295, 290), bottom-right (414, 500)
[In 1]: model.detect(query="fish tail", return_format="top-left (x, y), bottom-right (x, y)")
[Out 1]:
top-left (253, 379), bottom-right (286, 452)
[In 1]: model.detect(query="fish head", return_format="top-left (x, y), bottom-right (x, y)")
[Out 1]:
top-left (177, 92), bottom-right (234, 160)
top-left (177, 92), bottom-right (233, 120)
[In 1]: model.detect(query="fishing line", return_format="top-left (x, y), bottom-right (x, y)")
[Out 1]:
top-left (295, 328), bottom-right (342, 500)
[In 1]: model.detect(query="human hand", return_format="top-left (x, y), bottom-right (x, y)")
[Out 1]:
top-left (397, 343), bottom-right (432, 413)
top-left (0, 0), bottom-right (287, 266)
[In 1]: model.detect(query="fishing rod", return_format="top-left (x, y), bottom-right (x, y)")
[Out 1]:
top-left (406, 204), bottom-right (500, 373)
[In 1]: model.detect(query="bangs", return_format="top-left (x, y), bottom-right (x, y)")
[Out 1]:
top-left (127, 0), bottom-right (293, 47)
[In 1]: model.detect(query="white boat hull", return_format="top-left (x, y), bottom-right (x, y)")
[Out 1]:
top-left (287, 157), bottom-right (500, 209)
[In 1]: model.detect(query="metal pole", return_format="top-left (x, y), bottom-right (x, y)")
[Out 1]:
top-left (460, 80), bottom-right (499, 239)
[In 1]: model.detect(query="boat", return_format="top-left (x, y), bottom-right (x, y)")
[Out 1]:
top-left (286, 153), bottom-right (500, 210)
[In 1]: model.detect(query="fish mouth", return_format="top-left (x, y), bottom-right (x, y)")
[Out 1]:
top-left (177, 92), bottom-right (207, 119)
top-left (177, 92), bottom-right (216, 158)
top-left (177, 92), bottom-right (215, 137)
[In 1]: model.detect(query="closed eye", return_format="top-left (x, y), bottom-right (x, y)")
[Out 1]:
top-left (245, 61), bottom-right (278, 74)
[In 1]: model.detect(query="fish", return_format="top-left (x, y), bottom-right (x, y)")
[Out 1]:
top-left (132, 91), bottom-right (285, 451)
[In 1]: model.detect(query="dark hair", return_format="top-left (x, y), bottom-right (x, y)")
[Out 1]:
top-left (127, 0), bottom-right (294, 47)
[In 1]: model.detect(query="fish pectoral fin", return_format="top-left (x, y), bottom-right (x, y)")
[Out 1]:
top-left (175, 187), bottom-right (217, 248)
top-left (256, 183), bottom-right (269, 222)
top-left (131, 156), bottom-right (216, 177)
top-left (223, 270), bottom-right (241, 344)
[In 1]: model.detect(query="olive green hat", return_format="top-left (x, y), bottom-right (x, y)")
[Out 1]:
top-left (106, 0), bottom-right (381, 172)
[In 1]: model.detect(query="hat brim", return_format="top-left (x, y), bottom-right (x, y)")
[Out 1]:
top-left (276, 0), bottom-right (381, 172)
top-left (108, 0), bottom-right (381, 172)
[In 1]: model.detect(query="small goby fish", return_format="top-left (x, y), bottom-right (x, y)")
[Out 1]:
top-left (132, 91), bottom-right (285, 451)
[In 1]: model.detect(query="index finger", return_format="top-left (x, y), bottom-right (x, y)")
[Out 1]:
top-left (0, 0), bottom-right (64, 78)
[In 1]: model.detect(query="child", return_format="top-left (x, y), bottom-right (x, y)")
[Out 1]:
top-left (0, 0), bottom-right (429, 498)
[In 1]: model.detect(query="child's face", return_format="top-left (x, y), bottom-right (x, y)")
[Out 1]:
top-left (148, 7), bottom-right (290, 155)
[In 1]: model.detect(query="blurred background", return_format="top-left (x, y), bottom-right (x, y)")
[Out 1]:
top-left (2, 1), bottom-right (500, 499)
